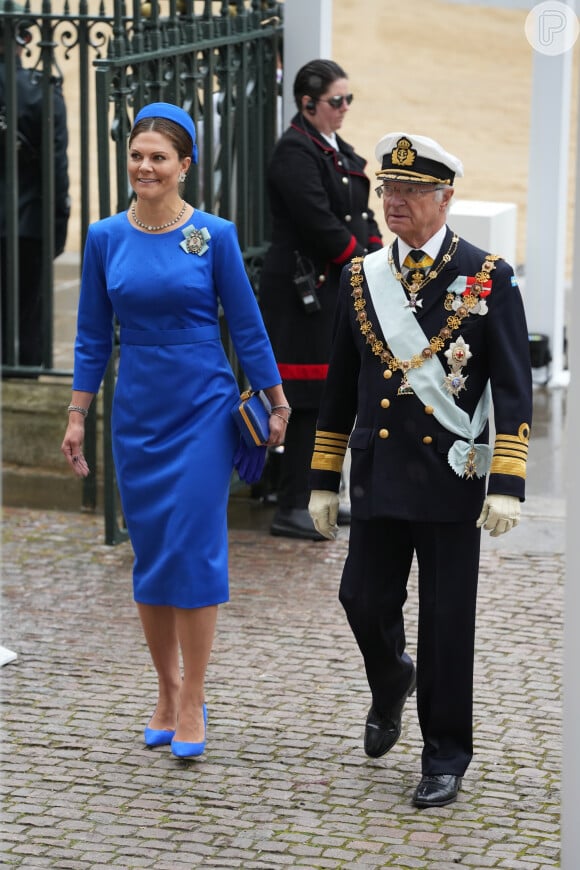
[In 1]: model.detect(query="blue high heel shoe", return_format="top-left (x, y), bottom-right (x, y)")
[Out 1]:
top-left (144, 725), bottom-right (175, 748)
top-left (171, 704), bottom-right (207, 759)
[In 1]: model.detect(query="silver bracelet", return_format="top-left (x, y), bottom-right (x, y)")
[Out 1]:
top-left (67, 404), bottom-right (88, 417)
top-left (270, 404), bottom-right (292, 416)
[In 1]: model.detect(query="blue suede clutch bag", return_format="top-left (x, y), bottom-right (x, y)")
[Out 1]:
top-left (231, 390), bottom-right (271, 447)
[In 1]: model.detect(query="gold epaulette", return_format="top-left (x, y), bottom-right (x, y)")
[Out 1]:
top-left (311, 430), bottom-right (349, 473)
top-left (489, 423), bottom-right (530, 479)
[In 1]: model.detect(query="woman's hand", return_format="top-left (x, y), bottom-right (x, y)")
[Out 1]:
top-left (263, 388), bottom-right (291, 448)
top-left (267, 410), bottom-right (289, 447)
top-left (61, 420), bottom-right (90, 477)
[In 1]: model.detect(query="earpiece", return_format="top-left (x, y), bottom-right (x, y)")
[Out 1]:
top-left (305, 98), bottom-right (316, 114)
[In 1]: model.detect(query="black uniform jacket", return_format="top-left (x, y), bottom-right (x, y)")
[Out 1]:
top-left (310, 228), bottom-right (533, 523)
top-left (260, 113), bottom-right (383, 408)
top-left (0, 58), bottom-right (70, 254)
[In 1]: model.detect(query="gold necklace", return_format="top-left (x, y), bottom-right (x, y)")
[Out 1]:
top-left (131, 200), bottom-right (187, 232)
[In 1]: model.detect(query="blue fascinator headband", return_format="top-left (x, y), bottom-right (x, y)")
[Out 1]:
top-left (133, 102), bottom-right (198, 164)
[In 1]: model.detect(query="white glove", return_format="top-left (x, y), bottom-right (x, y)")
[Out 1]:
top-left (308, 490), bottom-right (340, 541)
top-left (476, 494), bottom-right (521, 537)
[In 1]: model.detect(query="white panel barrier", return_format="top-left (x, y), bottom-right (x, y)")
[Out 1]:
top-left (449, 200), bottom-right (518, 268)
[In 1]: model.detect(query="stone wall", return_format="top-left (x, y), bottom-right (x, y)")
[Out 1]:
top-left (1, 379), bottom-right (104, 511)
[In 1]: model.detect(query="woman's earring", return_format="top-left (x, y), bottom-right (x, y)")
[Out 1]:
top-left (179, 171), bottom-right (186, 183)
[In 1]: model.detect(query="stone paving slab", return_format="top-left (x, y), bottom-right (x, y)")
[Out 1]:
top-left (0, 506), bottom-right (562, 869)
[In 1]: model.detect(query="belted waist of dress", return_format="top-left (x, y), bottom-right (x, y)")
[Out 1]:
top-left (119, 325), bottom-right (221, 346)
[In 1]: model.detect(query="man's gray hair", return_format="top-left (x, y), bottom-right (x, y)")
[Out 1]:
top-left (435, 186), bottom-right (453, 213)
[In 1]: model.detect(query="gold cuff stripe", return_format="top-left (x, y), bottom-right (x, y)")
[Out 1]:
top-left (494, 446), bottom-right (528, 460)
top-left (315, 430), bottom-right (350, 444)
top-left (311, 452), bottom-right (345, 473)
top-left (493, 436), bottom-right (529, 465)
top-left (490, 456), bottom-right (527, 479)
top-left (495, 433), bottom-right (530, 448)
top-left (315, 435), bottom-right (348, 446)
top-left (314, 435), bottom-right (348, 452)
top-left (491, 432), bottom-right (529, 479)
top-left (313, 430), bottom-right (349, 471)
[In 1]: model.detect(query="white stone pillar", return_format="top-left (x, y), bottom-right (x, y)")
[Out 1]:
top-left (281, 0), bottom-right (333, 129)
top-left (524, 46), bottom-right (573, 386)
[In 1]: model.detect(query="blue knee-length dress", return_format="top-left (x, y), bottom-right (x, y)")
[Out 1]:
top-left (72, 210), bottom-right (281, 608)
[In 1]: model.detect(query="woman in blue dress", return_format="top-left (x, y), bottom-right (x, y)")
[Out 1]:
top-left (61, 103), bottom-right (290, 759)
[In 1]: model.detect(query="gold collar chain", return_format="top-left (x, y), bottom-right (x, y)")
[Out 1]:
top-left (350, 252), bottom-right (497, 394)
top-left (388, 233), bottom-right (460, 296)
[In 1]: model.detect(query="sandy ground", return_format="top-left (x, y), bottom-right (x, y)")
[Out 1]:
top-left (58, 0), bottom-right (578, 274)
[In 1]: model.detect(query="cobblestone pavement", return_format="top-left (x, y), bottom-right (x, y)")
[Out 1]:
top-left (1, 502), bottom-right (562, 869)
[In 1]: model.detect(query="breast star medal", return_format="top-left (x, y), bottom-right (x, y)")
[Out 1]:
top-left (443, 371), bottom-right (468, 396)
top-left (443, 335), bottom-right (472, 397)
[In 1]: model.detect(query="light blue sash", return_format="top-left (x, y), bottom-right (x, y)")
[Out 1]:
top-left (362, 249), bottom-right (492, 478)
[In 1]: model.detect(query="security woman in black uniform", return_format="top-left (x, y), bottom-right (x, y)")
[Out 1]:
top-left (259, 59), bottom-right (383, 540)
top-left (309, 133), bottom-right (533, 808)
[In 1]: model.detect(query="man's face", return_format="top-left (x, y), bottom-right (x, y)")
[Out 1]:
top-left (379, 181), bottom-right (454, 247)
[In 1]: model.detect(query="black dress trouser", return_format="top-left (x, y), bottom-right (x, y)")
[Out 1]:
top-left (340, 515), bottom-right (481, 776)
top-left (277, 407), bottom-right (318, 511)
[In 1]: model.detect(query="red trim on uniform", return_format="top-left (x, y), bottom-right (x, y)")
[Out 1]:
top-left (333, 235), bottom-right (357, 264)
top-left (278, 363), bottom-right (329, 380)
top-left (368, 235), bottom-right (383, 247)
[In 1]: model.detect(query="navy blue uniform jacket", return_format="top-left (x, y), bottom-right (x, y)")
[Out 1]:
top-left (310, 228), bottom-right (533, 522)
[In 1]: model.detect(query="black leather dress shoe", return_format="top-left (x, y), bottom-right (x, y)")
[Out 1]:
top-left (270, 508), bottom-right (326, 541)
top-left (412, 774), bottom-right (462, 808)
top-left (364, 666), bottom-right (417, 758)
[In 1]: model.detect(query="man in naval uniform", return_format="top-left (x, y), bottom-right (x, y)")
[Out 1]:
top-left (308, 132), bottom-right (532, 808)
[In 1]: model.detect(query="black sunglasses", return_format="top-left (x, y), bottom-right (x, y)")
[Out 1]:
top-left (319, 94), bottom-right (354, 109)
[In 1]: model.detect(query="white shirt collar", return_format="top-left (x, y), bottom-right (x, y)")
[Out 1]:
top-left (321, 132), bottom-right (339, 150)
top-left (398, 224), bottom-right (448, 266)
